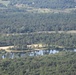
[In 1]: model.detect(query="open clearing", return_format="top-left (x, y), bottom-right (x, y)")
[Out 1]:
top-left (0, 46), bottom-right (13, 50)
top-left (0, 46), bottom-right (13, 52)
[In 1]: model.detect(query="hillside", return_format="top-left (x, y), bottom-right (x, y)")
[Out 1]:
top-left (0, 52), bottom-right (76, 75)
top-left (0, 1), bottom-right (76, 75)
top-left (0, 0), bottom-right (76, 49)
top-left (0, 12), bottom-right (76, 33)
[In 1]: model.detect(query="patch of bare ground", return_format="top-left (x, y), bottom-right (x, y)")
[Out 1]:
top-left (0, 46), bottom-right (13, 52)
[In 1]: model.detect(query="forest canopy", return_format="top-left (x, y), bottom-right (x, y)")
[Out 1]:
top-left (0, 12), bottom-right (76, 33)
top-left (0, 51), bottom-right (76, 75)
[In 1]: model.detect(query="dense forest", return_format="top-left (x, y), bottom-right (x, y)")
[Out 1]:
top-left (0, 12), bottom-right (76, 33)
top-left (0, 0), bottom-right (76, 50)
top-left (0, 0), bottom-right (76, 33)
top-left (0, 33), bottom-right (76, 50)
top-left (0, 51), bottom-right (76, 75)
top-left (0, 0), bottom-right (76, 75)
